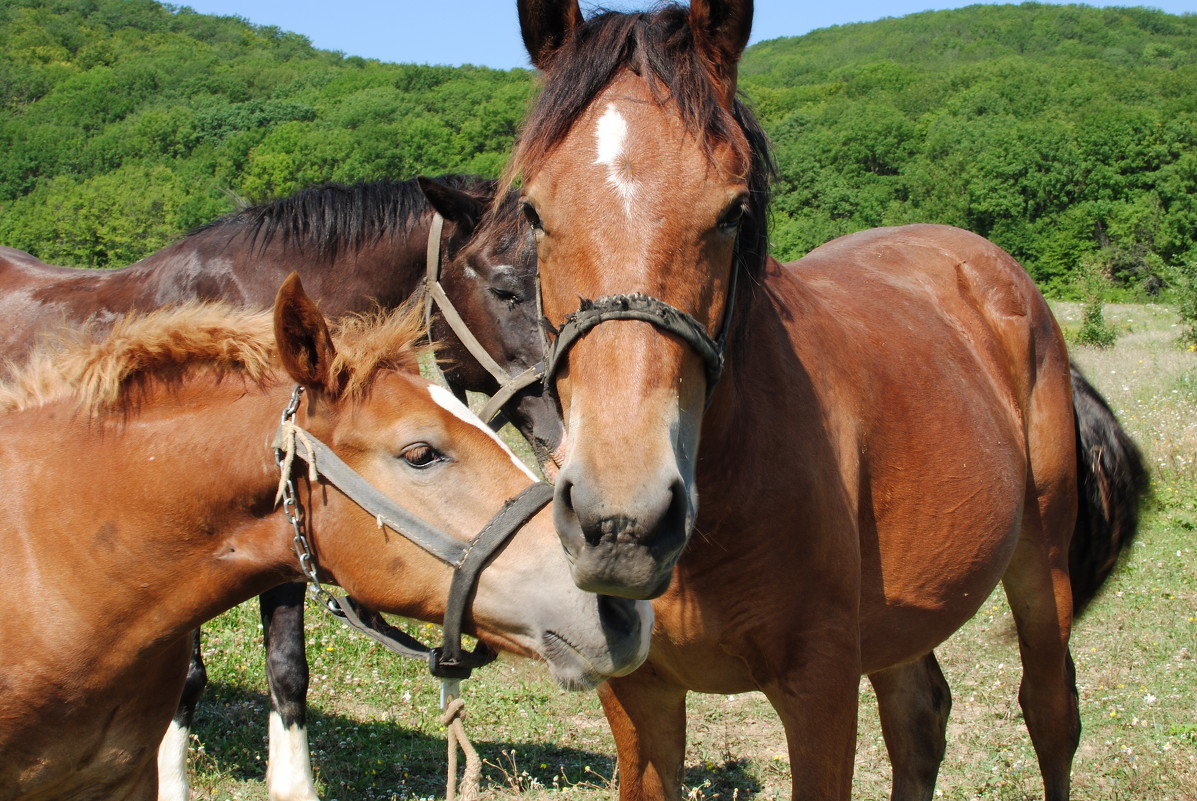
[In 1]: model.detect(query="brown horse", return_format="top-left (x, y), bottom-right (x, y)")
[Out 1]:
top-left (0, 175), bottom-right (558, 801)
top-left (511, 2), bottom-right (1147, 800)
top-left (0, 274), bottom-right (649, 801)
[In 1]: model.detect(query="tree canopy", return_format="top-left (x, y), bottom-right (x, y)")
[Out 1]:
top-left (0, 0), bottom-right (534, 266)
top-left (740, 3), bottom-right (1197, 294)
top-left (1, 0), bottom-right (1194, 296)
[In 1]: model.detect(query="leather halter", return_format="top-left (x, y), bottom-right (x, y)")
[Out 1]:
top-left (541, 264), bottom-right (739, 406)
top-left (422, 213), bottom-right (545, 426)
top-left (273, 387), bottom-right (554, 678)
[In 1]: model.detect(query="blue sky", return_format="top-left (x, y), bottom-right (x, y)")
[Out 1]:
top-left (177, 1), bottom-right (1196, 70)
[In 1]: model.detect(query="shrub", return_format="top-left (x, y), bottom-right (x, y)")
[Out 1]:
top-left (1074, 261), bottom-right (1118, 348)
top-left (1175, 260), bottom-right (1197, 350)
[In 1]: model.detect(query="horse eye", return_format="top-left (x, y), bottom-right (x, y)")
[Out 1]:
top-left (522, 202), bottom-right (544, 232)
top-left (400, 443), bottom-right (444, 469)
top-left (488, 286), bottom-right (523, 307)
top-left (718, 198), bottom-right (749, 231)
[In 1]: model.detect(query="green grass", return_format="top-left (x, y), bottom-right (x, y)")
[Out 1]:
top-left (191, 302), bottom-right (1196, 800)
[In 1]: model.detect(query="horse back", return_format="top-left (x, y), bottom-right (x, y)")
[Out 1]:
top-left (785, 223), bottom-right (1070, 419)
top-left (0, 247), bottom-right (106, 359)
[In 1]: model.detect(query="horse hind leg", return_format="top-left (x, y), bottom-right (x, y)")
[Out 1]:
top-left (158, 628), bottom-right (207, 801)
top-left (261, 582), bottom-right (320, 801)
top-left (1002, 494), bottom-right (1080, 801)
top-left (869, 651), bottom-right (952, 801)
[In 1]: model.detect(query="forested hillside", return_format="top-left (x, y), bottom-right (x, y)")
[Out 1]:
top-left (0, 0), bottom-right (534, 267)
top-left (1, 0), bottom-right (1194, 297)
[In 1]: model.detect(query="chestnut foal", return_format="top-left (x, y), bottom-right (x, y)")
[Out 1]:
top-left (0, 275), bottom-right (649, 801)
top-left (1, 175), bottom-right (561, 801)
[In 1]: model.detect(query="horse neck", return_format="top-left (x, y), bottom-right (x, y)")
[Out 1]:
top-left (330, 212), bottom-right (436, 313)
top-left (691, 257), bottom-right (860, 568)
top-left (695, 262), bottom-right (800, 517)
top-left (179, 212), bottom-right (438, 317)
top-left (3, 381), bottom-right (300, 647)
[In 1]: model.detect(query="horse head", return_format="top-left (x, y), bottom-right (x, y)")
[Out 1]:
top-left (512, 0), bottom-right (766, 598)
top-left (419, 177), bottom-right (566, 476)
top-left (273, 273), bottom-right (650, 687)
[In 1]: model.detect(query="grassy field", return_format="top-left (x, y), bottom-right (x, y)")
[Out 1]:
top-left (191, 300), bottom-right (1196, 801)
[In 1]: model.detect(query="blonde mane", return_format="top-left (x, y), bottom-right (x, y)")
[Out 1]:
top-left (0, 301), bottom-right (430, 414)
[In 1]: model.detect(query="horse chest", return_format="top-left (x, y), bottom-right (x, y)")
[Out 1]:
top-left (647, 614), bottom-right (760, 695)
top-left (647, 561), bottom-right (800, 694)
top-left (0, 694), bottom-right (157, 800)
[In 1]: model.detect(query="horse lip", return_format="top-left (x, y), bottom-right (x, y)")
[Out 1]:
top-left (540, 630), bottom-right (618, 691)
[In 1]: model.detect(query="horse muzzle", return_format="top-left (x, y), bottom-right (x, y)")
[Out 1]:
top-left (552, 462), bottom-right (692, 599)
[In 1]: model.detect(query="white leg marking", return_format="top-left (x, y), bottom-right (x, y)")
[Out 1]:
top-left (428, 384), bottom-right (539, 481)
top-left (594, 103), bottom-right (638, 214)
top-left (266, 711), bottom-right (320, 801)
top-left (156, 720), bottom-right (191, 801)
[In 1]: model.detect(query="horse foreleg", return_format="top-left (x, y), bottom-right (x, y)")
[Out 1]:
top-left (599, 668), bottom-right (688, 801)
top-left (261, 582), bottom-right (320, 801)
top-left (869, 652), bottom-right (952, 801)
top-left (1002, 533), bottom-right (1079, 801)
top-left (763, 658), bottom-right (859, 801)
top-left (157, 628), bottom-right (206, 801)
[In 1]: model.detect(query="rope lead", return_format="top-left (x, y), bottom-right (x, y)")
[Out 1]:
top-left (441, 696), bottom-right (481, 801)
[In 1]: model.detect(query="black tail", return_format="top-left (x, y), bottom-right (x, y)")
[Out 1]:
top-left (1069, 363), bottom-right (1150, 618)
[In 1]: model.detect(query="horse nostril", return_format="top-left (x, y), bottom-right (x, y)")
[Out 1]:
top-left (653, 477), bottom-right (690, 558)
top-left (552, 478), bottom-right (585, 557)
top-left (558, 470), bottom-right (691, 551)
top-left (557, 477), bottom-right (595, 545)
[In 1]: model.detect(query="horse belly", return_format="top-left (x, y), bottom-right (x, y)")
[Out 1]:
top-left (858, 448), bottom-right (1026, 673)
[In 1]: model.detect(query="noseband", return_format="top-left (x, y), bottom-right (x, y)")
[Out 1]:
top-left (540, 263), bottom-right (739, 406)
top-left (273, 386), bottom-right (554, 679)
top-left (423, 213), bottom-right (545, 425)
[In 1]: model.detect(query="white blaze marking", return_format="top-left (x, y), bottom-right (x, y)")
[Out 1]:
top-left (428, 384), bottom-right (538, 481)
top-left (594, 103), bottom-right (638, 214)
top-left (156, 720), bottom-right (191, 801)
top-left (266, 712), bottom-right (319, 801)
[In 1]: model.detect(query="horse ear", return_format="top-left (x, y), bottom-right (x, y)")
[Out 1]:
top-left (274, 272), bottom-right (339, 396)
top-left (689, 0), bottom-right (753, 100)
top-left (417, 176), bottom-right (486, 235)
top-left (518, 0), bottom-right (583, 71)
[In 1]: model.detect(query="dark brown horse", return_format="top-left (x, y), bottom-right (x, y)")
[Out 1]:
top-left (0, 176), bottom-right (558, 457)
top-left (510, 2), bottom-right (1147, 799)
top-left (0, 176), bottom-right (558, 801)
top-left (0, 275), bottom-right (649, 801)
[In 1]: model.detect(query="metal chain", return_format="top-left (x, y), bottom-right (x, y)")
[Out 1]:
top-left (275, 385), bottom-right (343, 616)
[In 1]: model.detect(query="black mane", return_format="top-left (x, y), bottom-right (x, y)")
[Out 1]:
top-left (196, 175), bottom-right (493, 261)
